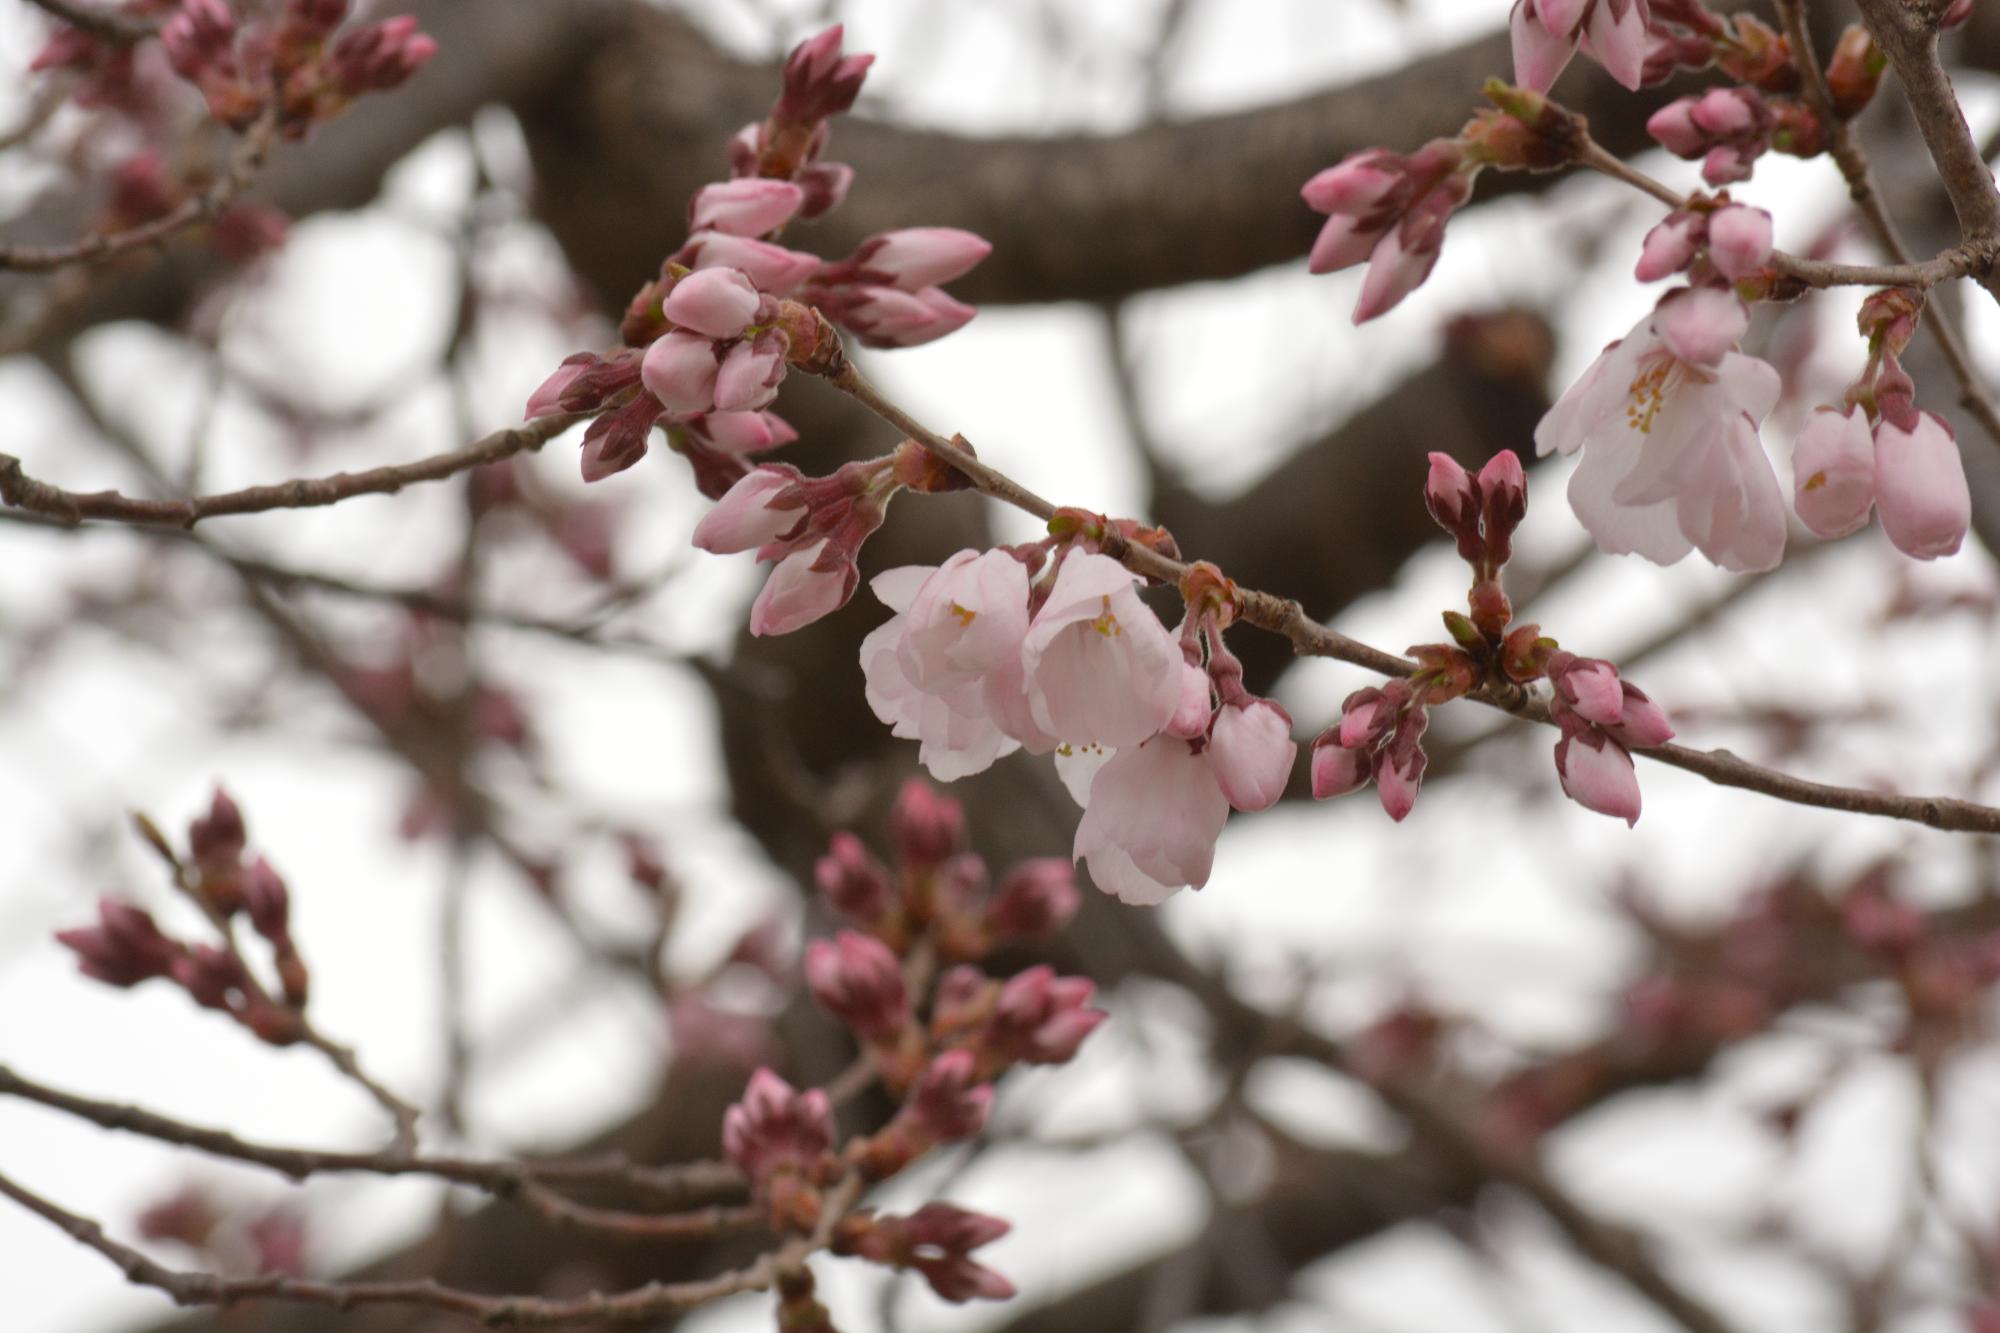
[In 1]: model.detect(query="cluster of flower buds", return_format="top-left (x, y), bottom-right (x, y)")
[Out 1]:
top-left (816, 783), bottom-right (1080, 963)
top-left (716, 785), bottom-right (1105, 1314)
top-left (1545, 651), bottom-right (1675, 824)
top-left (525, 26), bottom-right (993, 486)
top-left (1635, 198), bottom-right (1772, 285)
top-left (57, 790), bottom-right (311, 1044)
top-left (1301, 141), bottom-right (1473, 322)
top-left (1509, 0), bottom-right (1652, 92)
top-left (833, 1203), bottom-right (1015, 1304)
top-left (691, 457), bottom-right (905, 635)
top-left (1647, 85), bottom-right (1801, 186)
top-left (1792, 291), bottom-right (1971, 560)
top-left (720, 1068), bottom-right (836, 1233)
top-left (159, 0), bottom-right (435, 134)
top-left (1313, 452), bottom-right (1672, 823)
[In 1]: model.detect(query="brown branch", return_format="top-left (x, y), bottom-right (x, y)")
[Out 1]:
top-left (0, 413), bottom-right (580, 528)
top-left (0, 1062), bottom-right (743, 1203)
top-left (0, 107), bottom-right (281, 274)
top-left (22, 0), bottom-right (157, 43)
top-left (815, 350), bottom-right (2000, 837)
top-left (1575, 140), bottom-right (1984, 290)
top-left (0, 1167), bottom-right (858, 1327)
top-left (1806, 1), bottom-right (2000, 448)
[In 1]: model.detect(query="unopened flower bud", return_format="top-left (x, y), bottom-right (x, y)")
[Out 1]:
top-left (804, 931), bottom-right (910, 1041)
top-left (690, 179), bottom-right (805, 238)
top-left (663, 267), bottom-right (761, 340)
top-left (1874, 410), bottom-right (1969, 560)
top-left (816, 832), bottom-right (893, 921)
top-left (1792, 405), bottom-right (1876, 539)
top-left (242, 857), bottom-right (290, 940)
top-left (984, 859), bottom-right (1079, 939)
top-left (889, 779), bottom-right (965, 868)
top-left (1707, 204), bottom-right (1773, 282)
top-left (1553, 722), bottom-right (1641, 825)
top-left (1423, 452), bottom-right (1484, 561)
top-left (1207, 697), bottom-right (1297, 812)
top-left (722, 1068), bottom-right (834, 1189)
top-left (905, 1049), bottom-right (993, 1143)
top-left (189, 788), bottom-right (246, 870)
top-left (1309, 729), bottom-right (1371, 799)
top-left (1824, 26), bottom-right (1884, 119)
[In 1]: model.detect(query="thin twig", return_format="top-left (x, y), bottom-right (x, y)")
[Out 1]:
top-left (0, 413), bottom-right (581, 528)
top-left (816, 352), bottom-right (2000, 836)
top-left (0, 106), bottom-right (281, 273)
top-left (22, 0), bottom-right (158, 43)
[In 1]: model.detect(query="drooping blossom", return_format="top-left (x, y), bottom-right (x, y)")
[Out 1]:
top-left (862, 564), bottom-right (1021, 782)
top-left (1510, 0), bottom-right (1651, 93)
top-left (1072, 736), bottom-right (1231, 904)
top-left (1874, 409), bottom-right (1970, 560)
top-left (1536, 287), bottom-right (1786, 573)
top-left (1791, 405), bottom-right (1876, 539)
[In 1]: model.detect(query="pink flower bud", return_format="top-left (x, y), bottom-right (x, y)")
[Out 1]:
top-left (750, 541), bottom-right (854, 636)
top-left (1701, 143), bottom-right (1757, 186)
top-left (329, 16), bottom-right (436, 92)
top-left (714, 330), bottom-right (789, 412)
top-left (1652, 287), bottom-right (1746, 369)
top-left (1635, 212), bottom-right (1702, 282)
top-left (1301, 150), bottom-right (1404, 216)
top-left (849, 228), bottom-right (993, 291)
top-left (796, 160), bottom-right (855, 220)
top-left (1373, 710), bottom-right (1428, 823)
top-left (687, 410), bottom-right (798, 454)
top-left (162, 0), bottom-right (235, 80)
top-left (57, 901), bottom-right (182, 988)
top-left (805, 931), bottom-right (909, 1041)
top-left (242, 857), bottom-right (290, 940)
top-left (721, 1068), bottom-right (834, 1188)
top-left (1353, 217), bottom-right (1439, 323)
top-left (1207, 698), bottom-right (1297, 812)
top-left (189, 788), bottom-right (247, 868)
top-left (1707, 204), bottom-right (1773, 281)
top-left (1792, 405), bottom-right (1877, 539)
top-left (815, 831), bottom-right (893, 921)
top-left (577, 395), bottom-right (663, 483)
top-left (985, 859), bottom-right (1079, 939)
top-left (525, 363), bottom-right (585, 419)
top-left (663, 268), bottom-right (760, 340)
top-left (1166, 655), bottom-right (1214, 740)
top-left (775, 25), bottom-right (874, 124)
top-left (839, 285), bottom-right (977, 348)
top-left (1554, 726), bottom-right (1641, 825)
top-left (1310, 730), bottom-right (1371, 799)
top-left (689, 179), bottom-right (806, 238)
top-left (991, 966), bottom-right (1106, 1065)
top-left (1338, 688), bottom-right (1394, 750)
top-left (905, 1050), bottom-right (993, 1142)
top-left (1874, 411), bottom-right (1969, 560)
top-left (1610, 683), bottom-right (1675, 748)
top-left (1691, 86), bottom-right (1758, 138)
top-left (1477, 450), bottom-right (1527, 564)
top-left (1646, 98), bottom-right (1707, 156)
top-left (640, 331), bottom-right (720, 414)
top-left (680, 233), bottom-right (823, 296)
top-left (889, 778), bottom-right (965, 867)
top-left (1424, 451), bottom-right (1483, 559)
top-left (1308, 214), bottom-right (1385, 275)
top-left (1553, 657), bottom-right (1624, 727)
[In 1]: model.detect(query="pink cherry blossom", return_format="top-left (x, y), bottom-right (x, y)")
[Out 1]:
top-left (1791, 405), bottom-right (1876, 539)
top-left (640, 331), bottom-right (720, 414)
top-left (1207, 699), bottom-right (1297, 812)
top-left (897, 549), bottom-right (1032, 691)
top-left (1537, 288), bottom-right (1786, 572)
top-left (663, 267), bottom-right (760, 339)
top-left (689, 179), bottom-right (805, 237)
top-left (862, 567), bottom-right (1018, 780)
top-left (692, 467), bottom-right (800, 553)
top-left (1073, 736), bottom-right (1230, 904)
top-left (750, 540), bottom-right (850, 636)
top-left (1021, 553), bottom-right (1182, 749)
top-left (1874, 410), bottom-right (1970, 560)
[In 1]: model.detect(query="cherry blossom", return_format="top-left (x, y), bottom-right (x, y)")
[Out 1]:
top-left (1536, 287), bottom-right (1786, 572)
top-left (1071, 736), bottom-right (1231, 905)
